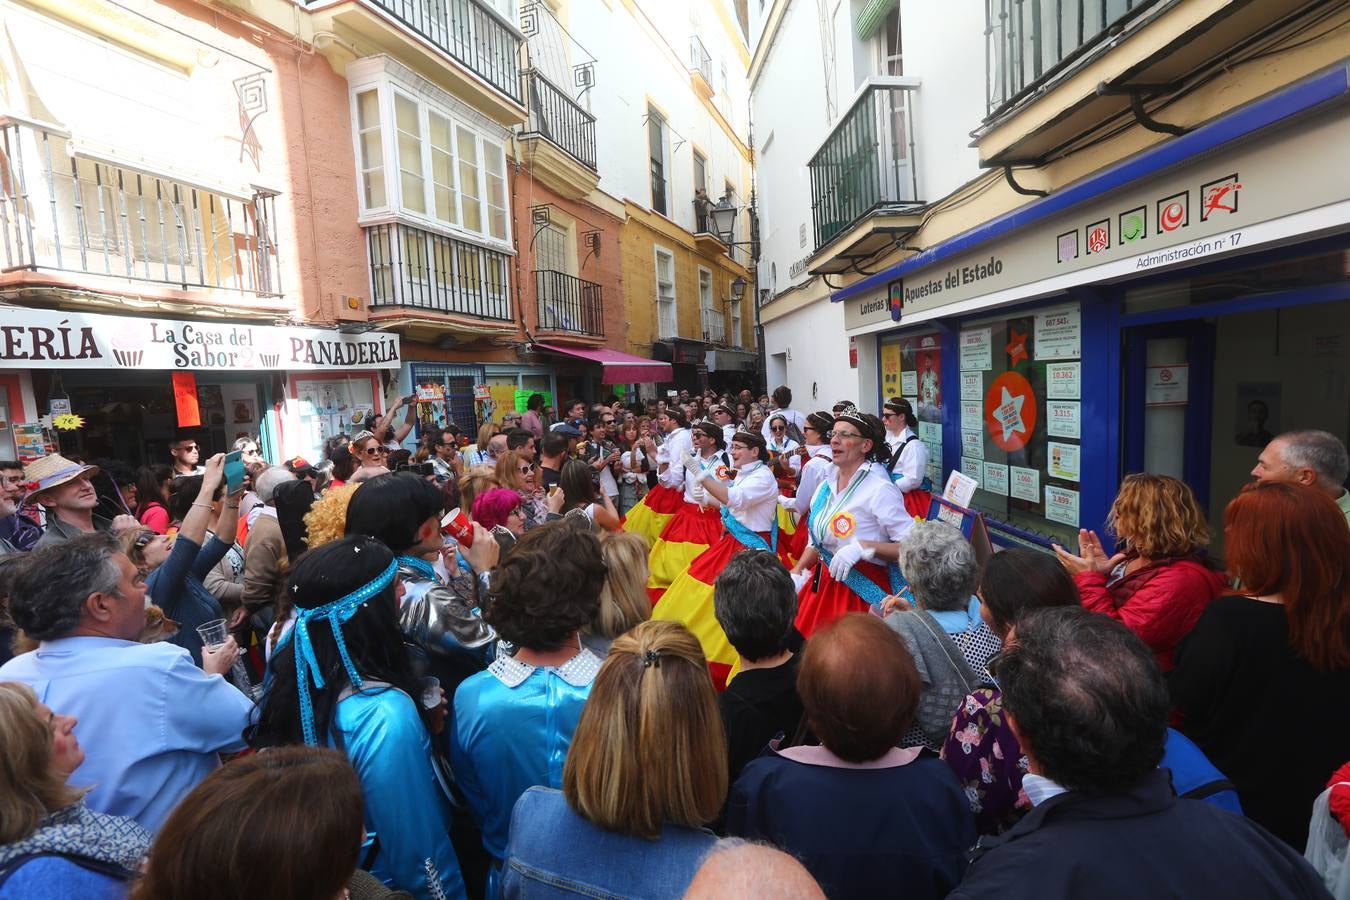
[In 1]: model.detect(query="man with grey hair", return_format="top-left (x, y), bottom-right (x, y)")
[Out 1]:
top-left (713, 550), bottom-right (804, 784)
top-left (884, 520), bottom-right (1000, 750)
top-left (684, 839), bottom-right (824, 899)
top-left (1251, 429), bottom-right (1350, 526)
top-left (241, 465), bottom-right (296, 618)
top-left (0, 533), bottom-right (252, 831)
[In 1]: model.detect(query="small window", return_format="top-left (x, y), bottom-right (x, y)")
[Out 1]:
top-left (355, 90), bottom-right (386, 209)
top-left (655, 247), bottom-right (677, 338)
top-left (730, 297), bottom-right (742, 347)
top-left (458, 126), bottom-right (482, 232)
top-left (394, 92), bottom-right (426, 214)
top-left (428, 111), bottom-right (458, 225)
top-left (484, 138), bottom-right (507, 240)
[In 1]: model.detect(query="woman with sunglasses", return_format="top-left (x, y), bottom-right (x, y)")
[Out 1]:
top-left (765, 414), bottom-right (801, 482)
top-left (350, 431), bottom-right (391, 475)
top-left (790, 406), bottom-right (914, 638)
top-left (657, 429), bottom-right (798, 689)
top-left (644, 419), bottom-right (731, 603)
top-left (495, 450), bottom-right (546, 531)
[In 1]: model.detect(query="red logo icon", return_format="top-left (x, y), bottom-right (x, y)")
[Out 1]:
top-left (1158, 192), bottom-right (1188, 233)
top-left (1087, 223), bottom-right (1109, 254)
top-left (983, 372), bottom-right (1038, 453)
top-left (1201, 174), bottom-right (1242, 221)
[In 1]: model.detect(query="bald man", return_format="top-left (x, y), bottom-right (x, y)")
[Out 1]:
top-left (684, 840), bottom-right (824, 900)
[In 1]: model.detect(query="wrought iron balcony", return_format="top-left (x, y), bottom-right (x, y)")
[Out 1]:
top-left (689, 35), bottom-right (712, 85)
top-left (366, 222), bottom-right (512, 320)
top-left (364, 0), bottom-right (523, 104)
top-left (0, 118), bottom-right (280, 297)
top-left (536, 269), bottom-right (603, 336)
top-left (522, 70), bottom-right (596, 170)
top-left (700, 307), bottom-right (725, 344)
top-left (808, 79), bottom-right (919, 251)
top-left (985, 0), bottom-right (1158, 114)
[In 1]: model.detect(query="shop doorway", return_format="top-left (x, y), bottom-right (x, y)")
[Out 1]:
top-left (1124, 296), bottom-right (1350, 561)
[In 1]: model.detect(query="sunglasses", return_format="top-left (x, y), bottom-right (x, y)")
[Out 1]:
top-left (771, 425), bottom-right (786, 431)
top-left (176, 443), bottom-right (199, 452)
top-left (362, 446), bottom-right (387, 456)
top-left (517, 464), bottom-right (532, 474)
top-left (133, 532), bottom-right (155, 551)
top-left (827, 431), bottom-right (863, 441)
top-left (882, 412), bottom-right (898, 419)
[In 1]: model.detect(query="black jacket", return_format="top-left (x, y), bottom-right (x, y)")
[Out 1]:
top-left (950, 769), bottom-right (1329, 899)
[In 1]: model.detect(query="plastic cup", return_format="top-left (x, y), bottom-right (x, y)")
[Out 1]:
top-left (440, 507), bottom-right (474, 547)
top-left (196, 618), bottom-right (229, 648)
top-left (420, 677), bottom-right (444, 711)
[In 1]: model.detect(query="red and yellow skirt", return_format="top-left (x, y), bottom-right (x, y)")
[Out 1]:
top-left (622, 483), bottom-right (685, 544)
top-left (645, 502), bottom-right (724, 603)
top-left (794, 558), bottom-right (892, 638)
top-left (653, 528), bottom-right (797, 691)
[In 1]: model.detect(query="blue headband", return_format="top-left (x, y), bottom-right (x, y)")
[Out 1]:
top-left (277, 557), bottom-right (399, 746)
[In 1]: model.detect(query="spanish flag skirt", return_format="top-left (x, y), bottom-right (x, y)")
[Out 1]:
top-left (622, 483), bottom-right (685, 543)
top-left (794, 558), bottom-right (892, 638)
top-left (644, 502), bottom-right (724, 603)
top-left (653, 527), bottom-right (798, 691)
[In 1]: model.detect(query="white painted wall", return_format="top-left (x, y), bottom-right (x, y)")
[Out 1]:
top-left (760, 299), bottom-right (869, 410)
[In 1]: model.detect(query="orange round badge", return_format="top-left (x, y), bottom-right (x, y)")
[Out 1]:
top-left (829, 511), bottom-right (857, 539)
top-left (983, 371), bottom-right (1038, 453)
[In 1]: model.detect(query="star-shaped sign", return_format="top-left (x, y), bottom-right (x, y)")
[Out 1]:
top-left (1005, 329), bottom-right (1029, 366)
top-left (993, 386), bottom-right (1026, 441)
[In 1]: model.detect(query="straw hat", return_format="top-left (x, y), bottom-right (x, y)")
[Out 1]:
top-left (22, 454), bottom-right (99, 501)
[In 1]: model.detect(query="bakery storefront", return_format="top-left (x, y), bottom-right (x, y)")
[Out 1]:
top-left (0, 305), bottom-right (401, 466)
top-left (842, 76), bottom-right (1350, 557)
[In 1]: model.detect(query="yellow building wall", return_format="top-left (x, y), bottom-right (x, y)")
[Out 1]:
top-left (619, 202), bottom-right (752, 357)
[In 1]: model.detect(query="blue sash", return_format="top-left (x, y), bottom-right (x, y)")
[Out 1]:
top-left (808, 477), bottom-right (907, 609)
top-left (720, 505), bottom-right (778, 553)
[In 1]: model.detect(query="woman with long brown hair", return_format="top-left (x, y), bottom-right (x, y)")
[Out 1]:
top-left (1054, 473), bottom-right (1227, 671)
top-left (1170, 481), bottom-right (1350, 849)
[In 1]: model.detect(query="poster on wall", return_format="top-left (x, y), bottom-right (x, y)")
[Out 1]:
top-left (982, 462), bottom-right (1009, 496)
top-left (1010, 465), bottom-right (1040, 502)
top-left (1048, 441), bottom-right (1081, 482)
top-left (959, 328), bottom-right (993, 371)
top-left (1234, 382), bottom-right (1280, 447)
top-left (961, 428), bottom-right (985, 460)
top-left (1145, 365), bottom-right (1189, 407)
top-left (1046, 401), bottom-right (1081, 438)
top-left (901, 370), bottom-right (917, 395)
top-left (231, 399), bottom-right (256, 425)
top-left (1046, 362), bottom-right (1081, 399)
top-left (1033, 305), bottom-right (1081, 360)
top-left (984, 371), bottom-right (1038, 453)
top-left (13, 423), bottom-right (46, 460)
top-left (1045, 485), bottom-right (1080, 526)
top-left (903, 335), bottom-right (943, 422)
top-left (961, 400), bottom-right (982, 422)
top-left (880, 342), bottom-right (900, 395)
top-left (960, 371), bottom-right (983, 400)
top-left (960, 457), bottom-right (983, 485)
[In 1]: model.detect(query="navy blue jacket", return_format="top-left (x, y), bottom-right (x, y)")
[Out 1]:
top-left (950, 769), bottom-right (1329, 899)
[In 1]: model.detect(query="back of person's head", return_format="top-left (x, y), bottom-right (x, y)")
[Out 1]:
top-left (132, 747), bottom-right (362, 900)
top-left (1277, 430), bottom-right (1350, 493)
top-left (9, 533), bottom-right (121, 641)
top-left (978, 548), bottom-right (1078, 638)
top-left (527, 392), bottom-right (544, 412)
top-left (248, 536), bottom-right (414, 749)
top-left (541, 431), bottom-right (569, 459)
top-left (486, 521), bottom-right (604, 651)
top-left (772, 385), bottom-right (791, 408)
top-left (591, 531), bottom-right (652, 641)
top-left (255, 466), bottom-right (297, 506)
top-left (475, 421), bottom-right (497, 450)
top-left (303, 483), bottom-right (358, 549)
top-left (559, 458), bottom-right (594, 510)
top-left (899, 521), bottom-right (977, 613)
top-left (684, 839), bottom-right (825, 899)
top-left (324, 438), bottom-right (357, 482)
top-left (1224, 481), bottom-right (1350, 671)
top-left (472, 487), bottom-right (521, 530)
top-left (798, 613), bottom-right (919, 762)
top-left (563, 620), bottom-right (725, 838)
top-left (166, 474), bottom-right (224, 523)
top-left (344, 472), bottom-right (443, 554)
top-left (1108, 472), bottom-right (1208, 558)
top-left (0, 681), bottom-right (83, 842)
top-left (506, 428), bottom-right (534, 451)
top-left (273, 479), bottom-right (316, 560)
top-left (713, 550), bottom-right (797, 661)
top-left (997, 606), bottom-right (1168, 793)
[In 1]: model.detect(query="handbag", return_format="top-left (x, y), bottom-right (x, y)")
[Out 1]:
top-left (1306, 783), bottom-right (1350, 899)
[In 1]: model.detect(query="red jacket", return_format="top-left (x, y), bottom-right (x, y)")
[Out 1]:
top-left (1075, 558), bottom-right (1228, 671)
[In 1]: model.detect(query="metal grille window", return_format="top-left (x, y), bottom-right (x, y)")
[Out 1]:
top-left (411, 362), bottom-right (484, 436)
top-left (655, 247), bottom-right (677, 338)
top-left (366, 222), bottom-right (511, 319)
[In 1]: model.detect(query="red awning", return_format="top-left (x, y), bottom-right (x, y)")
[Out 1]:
top-left (535, 343), bottom-right (673, 384)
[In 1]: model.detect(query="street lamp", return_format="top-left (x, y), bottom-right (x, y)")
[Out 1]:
top-left (730, 276), bottom-right (748, 300)
top-left (709, 197), bottom-right (738, 244)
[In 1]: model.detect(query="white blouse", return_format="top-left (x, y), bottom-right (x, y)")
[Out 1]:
top-left (724, 462), bottom-right (779, 532)
top-left (806, 461), bottom-right (913, 554)
top-left (886, 426), bottom-right (930, 493)
top-left (794, 452), bottom-right (834, 517)
top-left (656, 428), bottom-right (693, 489)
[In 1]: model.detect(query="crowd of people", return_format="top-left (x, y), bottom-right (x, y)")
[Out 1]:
top-left (0, 384), bottom-right (1347, 899)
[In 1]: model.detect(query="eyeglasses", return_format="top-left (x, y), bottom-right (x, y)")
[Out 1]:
top-left (827, 430), bottom-right (863, 441)
top-left (362, 446), bottom-right (387, 457)
top-left (1, 475), bottom-right (23, 484)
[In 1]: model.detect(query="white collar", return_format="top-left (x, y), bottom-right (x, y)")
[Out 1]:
top-left (1022, 773), bottom-right (1071, 806)
top-left (488, 648), bottom-right (601, 688)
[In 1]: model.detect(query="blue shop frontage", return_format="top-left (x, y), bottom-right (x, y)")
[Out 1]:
top-left (840, 69), bottom-right (1350, 562)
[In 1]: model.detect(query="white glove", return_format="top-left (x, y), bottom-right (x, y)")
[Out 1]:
top-left (682, 452), bottom-right (702, 476)
top-left (692, 483), bottom-right (707, 505)
top-left (790, 570), bottom-right (810, 593)
top-left (828, 542), bottom-right (874, 582)
top-left (776, 494), bottom-right (797, 511)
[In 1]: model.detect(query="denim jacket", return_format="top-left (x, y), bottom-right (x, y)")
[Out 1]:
top-left (501, 788), bottom-right (716, 900)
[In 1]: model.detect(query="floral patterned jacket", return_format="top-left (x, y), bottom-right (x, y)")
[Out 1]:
top-left (941, 686), bottom-right (1031, 835)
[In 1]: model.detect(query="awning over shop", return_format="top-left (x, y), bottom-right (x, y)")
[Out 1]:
top-left (535, 343), bottom-right (673, 384)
